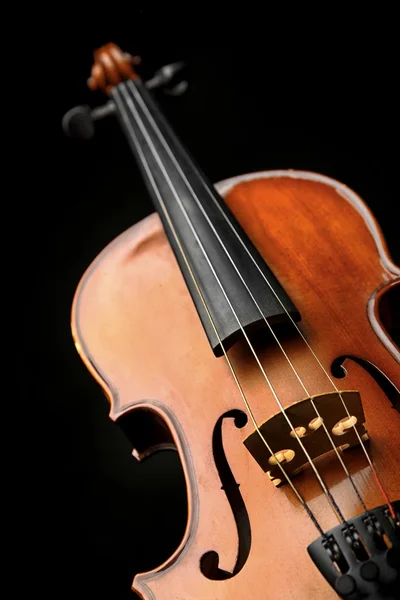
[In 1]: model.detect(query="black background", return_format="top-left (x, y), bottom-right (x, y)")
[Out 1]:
top-left (36, 35), bottom-right (399, 599)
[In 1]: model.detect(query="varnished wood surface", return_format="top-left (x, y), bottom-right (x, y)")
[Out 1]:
top-left (72, 170), bottom-right (400, 600)
top-left (87, 42), bottom-right (141, 93)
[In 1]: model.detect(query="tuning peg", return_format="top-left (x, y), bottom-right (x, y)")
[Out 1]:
top-left (62, 60), bottom-right (189, 140)
top-left (62, 101), bottom-right (116, 140)
top-left (146, 61), bottom-right (189, 95)
top-left (163, 80), bottom-right (189, 96)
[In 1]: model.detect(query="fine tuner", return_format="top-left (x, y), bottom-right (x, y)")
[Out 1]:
top-left (62, 59), bottom-right (188, 140)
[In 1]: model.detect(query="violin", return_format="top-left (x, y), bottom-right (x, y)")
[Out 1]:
top-left (64, 43), bottom-right (400, 599)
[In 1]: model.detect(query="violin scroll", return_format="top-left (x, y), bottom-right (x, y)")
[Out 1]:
top-left (87, 42), bottom-right (141, 94)
top-left (62, 48), bottom-right (189, 140)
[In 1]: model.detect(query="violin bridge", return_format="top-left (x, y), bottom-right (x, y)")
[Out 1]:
top-left (243, 391), bottom-right (368, 487)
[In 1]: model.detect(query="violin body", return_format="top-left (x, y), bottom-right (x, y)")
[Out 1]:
top-left (72, 169), bottom-right (400, 600)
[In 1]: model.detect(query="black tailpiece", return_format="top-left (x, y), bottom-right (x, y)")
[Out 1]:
top-left (308, 500), bottom-right (399, 599)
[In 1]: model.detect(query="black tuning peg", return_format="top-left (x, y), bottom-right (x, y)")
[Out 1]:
top-left (62, 101), bottom-right (116, 140)
top-left (147, 61), bottom-right (189, 96)
top-left (62, 61), bottom-right (189, 141)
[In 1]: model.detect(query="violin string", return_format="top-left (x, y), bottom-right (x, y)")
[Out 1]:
top-left (117, 83), bottom-right (349, 526)
top-left (112, 85), bottom-right (326, 537)
top-left (180, 166), bottom-right (396, 520)
top-left (127, 80), bottom-right (368, 514)
top-left (127, 81), bottom-right (395, 522)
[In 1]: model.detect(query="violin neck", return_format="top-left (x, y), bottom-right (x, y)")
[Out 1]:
top-left (111, 79), bottom-right (301, 355)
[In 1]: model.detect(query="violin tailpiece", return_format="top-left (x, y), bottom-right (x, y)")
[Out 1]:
top-left (243, 390), bottom-right (368, 487)
top-left (308, 501), bottom-right (400, 599)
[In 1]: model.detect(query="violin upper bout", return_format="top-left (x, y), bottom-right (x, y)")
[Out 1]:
top-left (367, 278), bottom-right (400, 363)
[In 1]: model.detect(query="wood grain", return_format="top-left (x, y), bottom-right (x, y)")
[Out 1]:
top-left (72, 170), bottom-right (400, 600)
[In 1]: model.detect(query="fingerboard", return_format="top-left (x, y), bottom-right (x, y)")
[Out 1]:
top-left (111, 78), bottom-right (300, 356)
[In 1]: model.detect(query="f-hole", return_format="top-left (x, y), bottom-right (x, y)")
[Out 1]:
top-left (331, 355), bottom-right (400, 414)
top-left (200, 409), bottom-right (251, 581)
